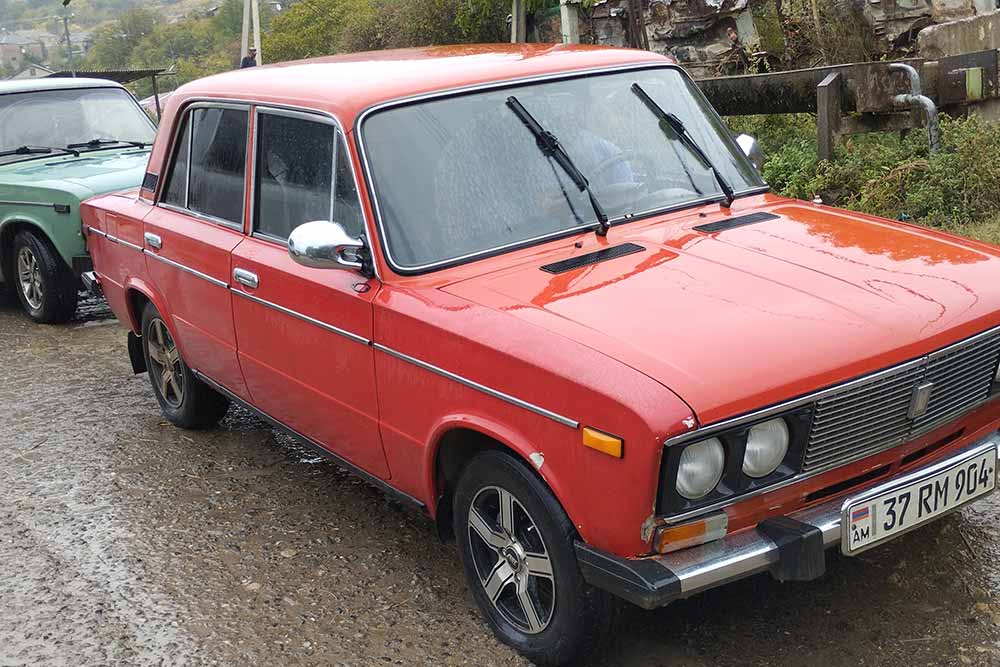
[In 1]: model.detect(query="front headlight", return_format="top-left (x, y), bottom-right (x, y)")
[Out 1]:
top-left (659, 406), bottom-right (812, 516)
top-left (742, 418), bottom-right (789, 478)
top-left (676, 437), bottom-right (726, 499)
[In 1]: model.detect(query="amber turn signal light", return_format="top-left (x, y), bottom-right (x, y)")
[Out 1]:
top-left (582, 427), bottom-right (623, 458)
top-left (654, 512), bottom-right (728, 554)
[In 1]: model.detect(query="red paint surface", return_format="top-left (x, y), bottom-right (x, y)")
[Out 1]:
top-left (81, 45), bottom-right (1000, 559)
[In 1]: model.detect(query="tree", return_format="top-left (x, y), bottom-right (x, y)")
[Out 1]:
top-left (84, 6), bottom-right (161, 69)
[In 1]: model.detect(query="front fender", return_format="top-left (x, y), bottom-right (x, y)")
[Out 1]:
top-left (424, 412), bottom-right (574, 521)
top-left (0, 203), bottom-right (84, 270)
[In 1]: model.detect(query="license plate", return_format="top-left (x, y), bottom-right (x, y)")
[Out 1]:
top-left (842, 446), bottom-right (997, 555)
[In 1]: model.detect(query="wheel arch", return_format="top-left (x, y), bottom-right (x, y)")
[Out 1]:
top-left (122, 277), bottom-right (170, 335)
top-left (0, 218), bottom-right (49, 284)
top-left (427, 416), bottom-right (578, 543)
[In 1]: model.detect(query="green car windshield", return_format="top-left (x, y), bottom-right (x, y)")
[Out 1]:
top-left (361, 66), bottom-right (766, 271)
top-left (0, 86), bottom-right (156, 164)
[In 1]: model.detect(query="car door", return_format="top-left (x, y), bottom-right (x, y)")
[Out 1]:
top-left (143, 103), bottom-right (252, 401)
top-left (230, 107), bottom-right (388, 478)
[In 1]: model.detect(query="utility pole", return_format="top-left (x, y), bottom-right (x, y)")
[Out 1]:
top-left (559, 0), bottom-right (580, 44)
top-left (61, 0), bottom-right (75, 77)
top-left (241, 0), bottom-right (262, 64)
top-left (510, 0), bottom-right (526, 43)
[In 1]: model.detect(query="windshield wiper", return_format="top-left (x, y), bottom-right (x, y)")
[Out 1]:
top-left (505, 95), bottom-right (610, 236)
top-left (66, 138), bottom-right (148, 150)
top-left (631, 83), bottom-right (735, 208)
top-left (0, 145), bottom-right (80, 159)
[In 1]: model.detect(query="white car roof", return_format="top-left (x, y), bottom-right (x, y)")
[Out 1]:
top-left (0, 78), bottom-right (126, 95)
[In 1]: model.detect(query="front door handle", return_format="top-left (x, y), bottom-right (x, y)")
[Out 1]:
top-left (144, 232), bottom-right (162, 250)
top-left (233, 268), bottom-right (259, 289)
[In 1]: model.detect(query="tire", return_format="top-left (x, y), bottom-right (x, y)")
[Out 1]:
top-left (452, 451), bottom-right (618, 666)
top-left (11, 230), bottom-right (78, 324)
top-left (140, 302), bottom-right (230, 429)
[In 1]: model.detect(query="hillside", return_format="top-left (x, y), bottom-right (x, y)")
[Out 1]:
top-left (0, 0), bottom-right (214, 32)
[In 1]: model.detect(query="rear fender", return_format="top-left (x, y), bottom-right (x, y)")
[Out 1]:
top-left (121, 277), bottom-right (191, 368)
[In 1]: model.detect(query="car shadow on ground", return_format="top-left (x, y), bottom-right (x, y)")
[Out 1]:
top-left (2, 295), bottom-right (997, 667)
top-left (141, 405), bottom-right (1000, 667)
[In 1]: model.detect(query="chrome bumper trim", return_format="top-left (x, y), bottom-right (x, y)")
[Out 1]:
top-left (663, 434), bottom-right (999, 599)
top-left (579, 432), bottom-right (1000, 609)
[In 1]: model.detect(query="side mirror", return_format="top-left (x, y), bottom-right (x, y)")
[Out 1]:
top-left (735, 133), bottom-right (764, 171)
top-left (288, 220), bottom-right (365, 272)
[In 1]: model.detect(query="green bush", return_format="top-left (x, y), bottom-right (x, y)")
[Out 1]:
top-left (729, 113), bottom-right (1000, 234)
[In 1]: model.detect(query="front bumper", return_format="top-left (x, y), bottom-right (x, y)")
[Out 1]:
top-left (577, 432), bottom-right (1000, 610)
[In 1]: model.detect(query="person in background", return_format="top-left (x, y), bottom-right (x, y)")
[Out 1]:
top-left (240, 47), bottom-right (258, 69)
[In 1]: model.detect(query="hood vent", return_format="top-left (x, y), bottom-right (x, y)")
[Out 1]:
top-left (695, 212), bottom-right (778, 233)
top-left (541, 243), bottom-right (645, 274)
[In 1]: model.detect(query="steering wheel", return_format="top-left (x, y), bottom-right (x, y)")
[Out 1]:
top-left (589, 149), bottom-right (643, 184)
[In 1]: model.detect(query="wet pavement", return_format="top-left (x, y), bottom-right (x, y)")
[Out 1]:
top-left (1, 289), bottom-right (998, 667)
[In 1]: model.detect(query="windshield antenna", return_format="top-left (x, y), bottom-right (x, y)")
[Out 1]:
top-left (505, 95), bottom-right (610, 236)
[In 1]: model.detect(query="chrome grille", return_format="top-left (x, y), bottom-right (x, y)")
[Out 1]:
top-left (803, 328), bottom-right (1000, 474)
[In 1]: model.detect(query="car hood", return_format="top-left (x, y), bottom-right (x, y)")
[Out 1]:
top-left (0, 148), bottom-right (150, 199)
top-left (443, 200), bottom-right (1000, 425)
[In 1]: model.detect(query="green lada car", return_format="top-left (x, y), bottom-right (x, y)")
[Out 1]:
top-left (0, 78), bottom-right (156, 323)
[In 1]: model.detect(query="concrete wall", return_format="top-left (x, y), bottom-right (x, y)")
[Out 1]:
top-left (918, 10), bottom-right (1000, 58)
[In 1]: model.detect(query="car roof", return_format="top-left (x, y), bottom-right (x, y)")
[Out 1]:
top-left (0, 77), bottom-right (126, 95)
top-left (174, 43), bottom-right (671, 124)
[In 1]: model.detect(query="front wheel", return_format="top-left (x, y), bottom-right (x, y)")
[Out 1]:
top-left (140, 303), bottom-right (230, 429)
top-left (12, 231), bottom-right (78, 323)
top-left (453, 451), bottom-right (618, 666)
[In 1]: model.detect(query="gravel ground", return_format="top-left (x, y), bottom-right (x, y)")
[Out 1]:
top-left (1, 289), bottom-right (999, 667)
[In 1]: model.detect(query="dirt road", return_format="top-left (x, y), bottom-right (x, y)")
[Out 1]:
top-left (1, 292), bottom-right (998, 667)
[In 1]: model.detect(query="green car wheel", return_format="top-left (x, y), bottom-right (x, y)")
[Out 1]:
top-left (12, 230), bottom-right (78, 324)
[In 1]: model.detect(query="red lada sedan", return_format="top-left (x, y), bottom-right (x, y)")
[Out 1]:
top-left (81, 44), bottom-right (1000, 665)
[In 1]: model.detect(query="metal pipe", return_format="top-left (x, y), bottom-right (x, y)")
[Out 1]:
top-left (892, 93), bottom-right (941, 153)
top-left (888, 62), bottom-right (922, 96)
top-left (888, 62), bottom-right (939, 154)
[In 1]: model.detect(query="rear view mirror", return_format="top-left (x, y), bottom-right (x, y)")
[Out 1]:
top-left (736, 134), bottom-right (764, 171)
top-left (288, 220), bottom-right (365, 272)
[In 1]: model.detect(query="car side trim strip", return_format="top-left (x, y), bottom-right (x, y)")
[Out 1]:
top-left (231, 289), bottom-right (371, 345)
top-left (373, 343), bottom-right (580, 429)
top-left (88, 225), bottom-right (230, 289)
top-left (87, 224), bottom-right (579, 430)
top-left (144, 250), bottom-right (229, 288)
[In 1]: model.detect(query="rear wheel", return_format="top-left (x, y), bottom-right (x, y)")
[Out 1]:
top-left (452, 451), bottom-right (617, 666)
top-left (140, 302), bottom-right (230, 429)
top-left (12, 230), bottom-right (78, 324)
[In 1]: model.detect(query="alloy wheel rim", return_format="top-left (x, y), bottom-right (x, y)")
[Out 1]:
top-left (16, 247), bottom-right (43, 310)
top-left (147, 318), bottom-right (185, 408)
top-left (468, 486), bottom-right (555, 635)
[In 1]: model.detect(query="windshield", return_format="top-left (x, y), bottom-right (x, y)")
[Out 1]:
top-left (0, 87), bottom-right (155, 163)
top-left (362, 66), bottom-right (765, 271)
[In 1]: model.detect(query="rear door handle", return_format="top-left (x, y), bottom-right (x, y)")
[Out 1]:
top-left (144, 232), bottom-right (162, 250)
top-left (233, 268), bottom-right (259, 289)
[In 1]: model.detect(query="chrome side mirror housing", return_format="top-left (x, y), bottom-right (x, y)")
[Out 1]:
top-left (288, 220), bottom-right (366, 272)
top-left (736, 133), bottom-right (764, 171)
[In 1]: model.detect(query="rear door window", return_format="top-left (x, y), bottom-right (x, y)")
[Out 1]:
top-left (188, 107), bottom-right (248, 225)
top-left (160, 106), bottom-right (249, 226)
